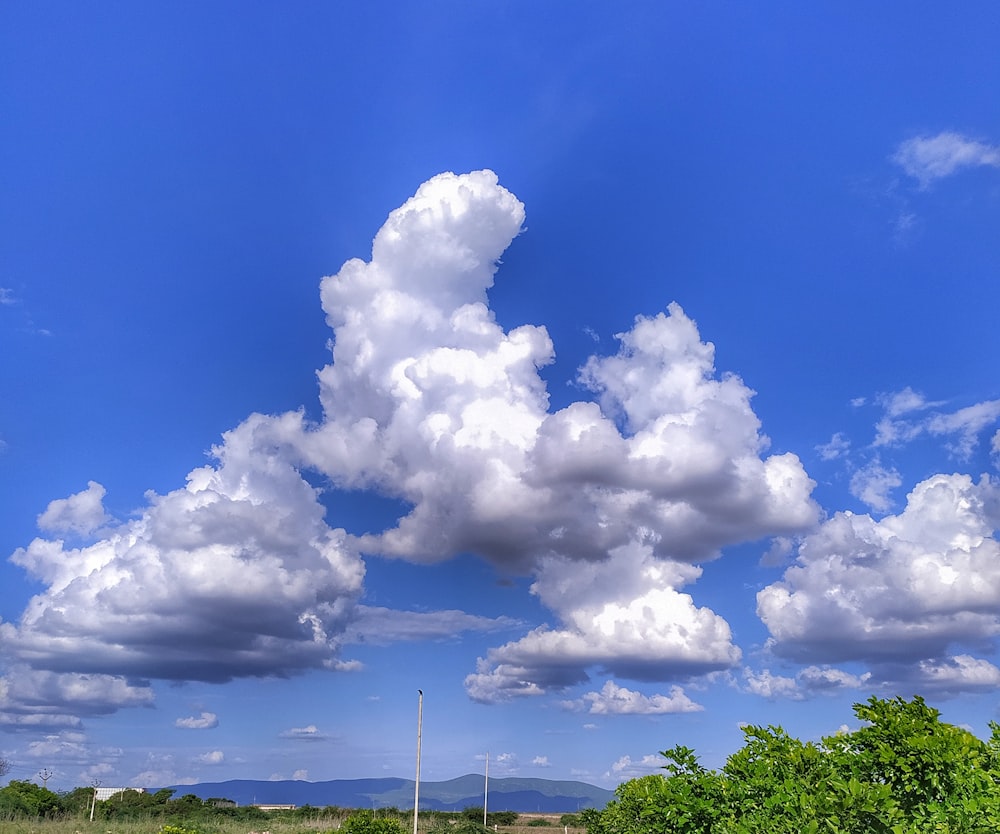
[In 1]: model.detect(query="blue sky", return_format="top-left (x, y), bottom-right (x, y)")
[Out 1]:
top-left (2, 2), bottom-right (1000, 794)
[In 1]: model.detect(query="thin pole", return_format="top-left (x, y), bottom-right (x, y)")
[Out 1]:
top-left (413, 689), bottom-right (423, 834)
top-left (483, 752), bottom-right (489, 827)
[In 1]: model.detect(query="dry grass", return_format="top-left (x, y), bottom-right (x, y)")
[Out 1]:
top-left (0, 816), bottom-right (588, 834)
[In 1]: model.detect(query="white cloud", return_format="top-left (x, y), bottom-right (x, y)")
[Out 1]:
top-left (0, 288), bottom-right (15, 305)
top-left (175, 712), bottom-right (218, 730)
top-left (195, 750), bottom-right (224, 765)
top-left (36, 481), bottom-right (111, 536)
top-left (849, 459), bottom-right (901, 513)
top-left (872, 388), bottom-right (1000, 461)
top-left (2, 170), bottom-right (820, 722)
top-left (293, 769), bottom-right (309, 780)
top-left (280, 725), bottom-right (329, 741)
top-left (465, 544), bottom-right (742, 703)
top-left (927, 400), bottom-right (1000, 460)
top-left (742, 668), bottom-right (799, 700)
top-left (742, 666), bottom-right (869, 700)
top-left (0, 666), bottom-right (152, 732)
top-left (563, 680), bottom-right (702, 715)
top-left (816, 432), bottom-right (850, 461)
top-left (758, 473), bottom-right (1000, 692)
top-left (532, 756), bottom-right (550, 767)
top-left (2, 419), bottom-right (366, 688)
top-left (894, 132), bottom-right (1000, 188)
top-left (605, 753), bottom-right (662, 780)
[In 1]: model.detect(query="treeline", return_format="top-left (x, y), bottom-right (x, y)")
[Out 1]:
top-left (0, 782), bottom-right (551, 830)
top-left (582, 696), bottom-right (1000, 834)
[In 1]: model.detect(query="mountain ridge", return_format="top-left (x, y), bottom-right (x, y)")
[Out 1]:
top-left (164, 774), bottom-right (615, 812)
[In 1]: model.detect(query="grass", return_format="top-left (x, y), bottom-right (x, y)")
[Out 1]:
top-left (0, 814), bottom-right (588, 834)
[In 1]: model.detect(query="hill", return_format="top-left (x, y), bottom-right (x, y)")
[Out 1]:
top-left (164, 774), bottom-right (614, 812)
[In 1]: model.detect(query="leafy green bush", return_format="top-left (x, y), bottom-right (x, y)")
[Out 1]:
top-left (0, 780), bottom-right (63, 817)
top-left (340, 810), bottom-right (407, 834)
top-left (585, 695), bottom-right (1000, 834)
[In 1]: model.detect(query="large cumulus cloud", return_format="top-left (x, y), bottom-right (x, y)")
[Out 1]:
top-left (3, 170), bottom-right (820, 726)
top-left (2, 416), bottom-right (365, 688)
top-left (758, 472), bottom-right (1000, 690)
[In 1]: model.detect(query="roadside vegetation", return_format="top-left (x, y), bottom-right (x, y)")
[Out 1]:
top-left (583, 696), bottom-right (1000, 833)
top-left (3, 696), bottom-right (997, 834)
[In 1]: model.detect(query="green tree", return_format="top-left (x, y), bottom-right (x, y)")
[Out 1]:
top-left (0, 779), bottom-right (63, 817)
top-left (340, 810), bottom-right (407, 834)
top-left (585, 695), bottom-right (1000, 834)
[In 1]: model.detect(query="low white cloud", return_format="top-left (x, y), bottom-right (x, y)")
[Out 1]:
top-left (37, 481), bottom-right (111, 536)
top-left (280, 725), bottom-right (329, 741)
top-left (927, 400), bottom-right (1000, 460)
top-left (2, 427), bottom-right (366, 688)
top-left (0, 288), bottom-right (15, 305)
top-left (2, 169), bottom-right (820, 724)
top-left (175, 712), bottom-right (218, 730)
top-left (894, 132), bottom-right (1000, 188)
top-left (758, 473), bottom-right (1000, 693)
top-left (195, 750), bottom-right (224, 765)
top-left (816, 432), bottom-right (850, 461)
top-left (563, 680), bottom-right (702, 715)
top-left (849, 459), bottom-right (901, 513)
top-left (0, 666), bottom-right (152, 732)
top-left (293, 769), bottom-right (309, 780)
top-left (742, 668), bottom-right (799, 700)
top-left (872, 388), bottom-right (1000, 461)
top-left (605, 753), bottom-right (662, 780)
top-left (465, 544), bottom-right (742, 703)
top-left (532, 756), bottom-right (550, 767)
top-left (742, 666), bottom-right (870, 700)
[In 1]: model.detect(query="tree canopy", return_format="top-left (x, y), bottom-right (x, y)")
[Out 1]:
top-left (585, 696), bottom-right (1000, 834)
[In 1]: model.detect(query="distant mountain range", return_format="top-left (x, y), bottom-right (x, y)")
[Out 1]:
top-left (164, 774), bottom-right (615, 813)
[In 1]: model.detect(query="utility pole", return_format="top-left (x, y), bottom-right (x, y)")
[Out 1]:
top-left (90, 780), bottom-right (102, 822)
top-left (483, 752), bottom-right (489, 827)
top-left (413, 689), bottom-right (423, 834)
top-left (37, 768), bottom-right (53, 788)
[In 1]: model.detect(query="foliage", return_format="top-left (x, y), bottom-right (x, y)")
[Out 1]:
top-left (584, 695), bottom-right (1000, 834)
top-left (340, 810), bottom-right (407, 834)
top-left (460, 807), bottom-right (518, 827)
top-left (0, 780), bottom-right (63, 817)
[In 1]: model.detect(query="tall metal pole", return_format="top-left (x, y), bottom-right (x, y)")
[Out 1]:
top-left (413, 690), bottom-right (423, 834)
top-left (483, 752), bottom-right (489, 827)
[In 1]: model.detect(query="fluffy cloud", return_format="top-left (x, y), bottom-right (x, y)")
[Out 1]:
top-left (280, 725), bottom-right (329, 741)
top-left (36, 481), bottom-right (110, 536)
top-left (742, 666), bottom-right (870, 700)
top-left (563, 680), bottom-right (702, 714)
top-left (175, 712), bottom-right (218, 730)
top-left (816, 432), bottom-right (850, 461)
top-left (893, 132), bottom-right (1000, 188)
top-left (2, 170), bottom-right (820, 723)
top-left (849, 459), bottom-right (901, 513)
top-left (758, 473), bottom-right (1000, 691)
top-left (2, 419), bottom-right (365, 689)
top-left (0, 666), bottom-right (152, 731)
top-left (304, 170), bottom-right (816, 571)
top-left (872, 388), bottom-right (1000, 461)
top-left (465, 544), bottom-right (742, 702)
top-left (195, 750), bottom-right (224, 765)
top-left (605, 753), bottom-right (663, 780)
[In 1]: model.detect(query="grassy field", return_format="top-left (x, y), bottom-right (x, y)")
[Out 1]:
top-left (0, 813), bottom-right (588, 834)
